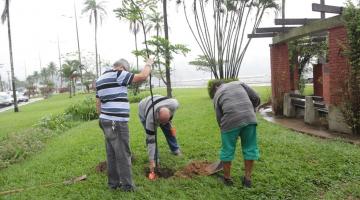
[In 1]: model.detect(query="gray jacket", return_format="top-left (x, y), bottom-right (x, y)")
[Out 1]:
top-left (138, 95), bottom-right (179, 134)
top-left (213, 81), bottom-right (259, 132)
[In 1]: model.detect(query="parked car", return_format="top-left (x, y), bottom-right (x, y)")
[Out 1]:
top-left (17, 94), bottom-right (29, 102)
top-left (0, 94), bottom-right (13, 106)
top-left (7, 91), bottom-right (27, 103)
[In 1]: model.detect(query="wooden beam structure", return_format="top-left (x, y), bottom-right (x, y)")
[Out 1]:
top-left (320, 0), bottom-right (325, 19)
top-left (248, 33), bottom-right (276, 38)
top-left (256, 27), bottom-right (296, 33)
top-left (312, 3), bottom-right (343, 14)
top-left (275, 18), bottom-right (320, 25)
top-left (273, 15), bottom-right (344, 44)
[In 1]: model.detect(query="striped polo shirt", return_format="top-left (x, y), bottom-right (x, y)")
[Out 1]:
top-left (95, 69), bottom-right (135, 122)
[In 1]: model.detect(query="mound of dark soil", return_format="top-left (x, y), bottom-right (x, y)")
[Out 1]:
top-left (175, 161), bottom-right (212, 178)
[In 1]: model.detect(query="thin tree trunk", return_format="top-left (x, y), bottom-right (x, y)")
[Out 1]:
top-left (163, 0), bottom-right (172, 97)
top-left (69, 80), bottom-right (72, 98)
top-left (73, 78), bottom-right (76, 96)
top-left (74, 3), bottom-right (83, 86)
top-left (57, 37), bottom-right (63, 89)
top-left (94, 10), bottom-right (99, 78)
top-left (5, 0), bottom-right (18, 112)
top-left (156, 28), bottom-right (162, 87)
top-left (135, 29), bottom-right (139, 70)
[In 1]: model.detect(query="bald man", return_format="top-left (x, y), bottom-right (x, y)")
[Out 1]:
top-left (138, 95), bottom-right (181, 178)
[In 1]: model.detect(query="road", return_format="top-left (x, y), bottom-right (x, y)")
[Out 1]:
top-left (0, 98), bottom-right (43, 113)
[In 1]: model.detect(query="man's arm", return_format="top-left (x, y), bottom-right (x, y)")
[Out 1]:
top-left (96, 98), bottom-right (101, 115)
top-left (213, 94), bottom-right (223, 127)
top-left (241, 83), bottom-right (261, 108)
top-left (132, 58), bottom-right (154, 83)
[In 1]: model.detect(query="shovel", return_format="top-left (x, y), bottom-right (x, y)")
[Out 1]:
top-left (204, 161), bottom-right (223, 175)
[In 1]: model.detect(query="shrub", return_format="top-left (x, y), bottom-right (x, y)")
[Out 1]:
top-left (35, 113), bottom-right (77, 131)
top-left (129, 92), bottom-right (150, 103)
top-left (341, 2), bottom-right (360, 135)
top-left (207, 79), bottom-right (238, 99)
top-left (65, 97), bottom-right (98, 121)
top-left (0, 128), bottom-right (55, 169)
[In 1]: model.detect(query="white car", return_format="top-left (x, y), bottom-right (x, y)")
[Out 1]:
top-left (0, 94), bottom-right (13, 106)
top-left (17, 94), bottom-right (29, 102)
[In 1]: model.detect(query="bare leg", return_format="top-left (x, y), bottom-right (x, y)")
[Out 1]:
top-left (223, 161), bottom-right (232, 179)
top-left (244, 160), bottom-right (254, 180)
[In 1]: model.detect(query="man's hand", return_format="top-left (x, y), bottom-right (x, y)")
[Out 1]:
top-left (132, 58), bottom-right (154, 83)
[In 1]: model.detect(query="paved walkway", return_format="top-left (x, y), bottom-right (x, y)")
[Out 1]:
top-left (0, 98), bottom-right (43, 113)
top-left (259, 106), bottom-right (360, 146)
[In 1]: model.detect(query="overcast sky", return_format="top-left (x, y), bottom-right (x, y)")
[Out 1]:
top-left (0, 0), bottom-right (350, 83)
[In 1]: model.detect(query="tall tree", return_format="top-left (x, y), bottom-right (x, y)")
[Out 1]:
top-left (47, 62), bottom-right (57, 83)
top-left (61, 60), bottom-right (79, 98)
top-left (1, 0), bottom-right (18, 112)
top-left (40, 67), bottom-right (49, 83)
top-left (146, 11), bottom-right (164, 86)
top-left (129, 18), bottom-right (140, 70)
top-left (82, 0), bottom-right (107, 78)
top-left (162, 0), bottom-right (172, 97)
top-left (182, 0), bottom-right (278, 79)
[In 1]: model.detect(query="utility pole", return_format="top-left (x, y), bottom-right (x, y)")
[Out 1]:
top-left (57, 36), bottom-right (63, 89)
top-left (7, 71), bottom-right (11, 91)
top-left (0, 64), bottom-right (3, 92)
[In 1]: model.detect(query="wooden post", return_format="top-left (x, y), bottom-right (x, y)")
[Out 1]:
top-left (320, 0), bottom-right (325, 19)
top-left (282, 0), bottom-right (285, 28)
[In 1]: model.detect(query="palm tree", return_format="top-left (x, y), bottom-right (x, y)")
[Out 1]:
top-left (47, 62), bottom-right (57, 87)
top-left (82, 0), bottom-right (107, 78)
top-left (147, 11), bottom-right (164, 86)
top-left (40, 67), bottom-right (49, 84)
top-left (129, 19), bottom-right (140, 70)
top-left (61, 60), bottom-right (79, 98)
top-left (1, 0), bottom-right (18, 112)
top-left (32, 71), bottom-right (40, 86)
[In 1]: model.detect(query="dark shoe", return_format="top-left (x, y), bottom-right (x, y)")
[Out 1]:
top-left (171, 149), bottom-right (182, 156)
top-left (217, 175), bottom-right (234, 186)
top-left (108, 183), bottom-right (120, 190)
top-left (241, 176), bottom-right (252, 188)
top-left (120, 185), bottom-right (136, 192)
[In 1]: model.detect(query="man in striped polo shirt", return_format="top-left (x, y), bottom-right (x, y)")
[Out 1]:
top-left (96, 58), bottom-right (153, 191)
top-left (211, 81), bottom-right (260, 188)
top-left (138, 95), bottom-right (181, 179)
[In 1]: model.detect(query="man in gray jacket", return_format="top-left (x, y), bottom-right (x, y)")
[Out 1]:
top-left (138, 95), bottom-right (181, 179)
top-left (211, 81), bottom-right (260, 187)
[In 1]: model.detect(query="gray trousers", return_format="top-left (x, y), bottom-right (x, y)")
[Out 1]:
top-left (99, 119), bottom-right (134, 188)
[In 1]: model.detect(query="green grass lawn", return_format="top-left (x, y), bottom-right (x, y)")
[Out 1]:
top-left (0, 93), bottom-right (91, 140)
top-left (0, 88), bottom-right (359, 199)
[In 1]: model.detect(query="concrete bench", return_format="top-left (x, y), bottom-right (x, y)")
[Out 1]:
top-left (284, 93), bottom-right (328, 125)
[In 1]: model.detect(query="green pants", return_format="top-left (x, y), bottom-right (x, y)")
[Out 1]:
top-left (220, 124), bottom-right (259, 161)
